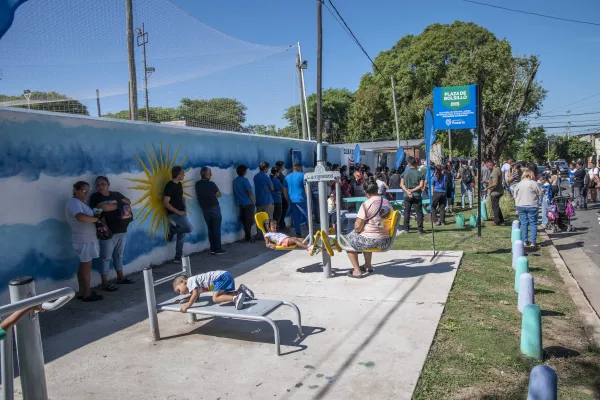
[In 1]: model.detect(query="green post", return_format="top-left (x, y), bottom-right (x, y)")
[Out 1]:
top-left (469, 214), bottom-right (477, 227)
top-left (521, 304), bottom-right (543, 360)
top-left (515, 256), bottom-right (529, 293)
top-left (511, 228), bottom-right (521, 244)
top-left (480, 201), bottom-right (488, 221)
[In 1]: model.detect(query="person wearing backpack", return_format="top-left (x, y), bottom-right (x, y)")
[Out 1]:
top-left (458, 161), bottom-right (474, 208)
top-left (90, 176), bottom-right (135, 292)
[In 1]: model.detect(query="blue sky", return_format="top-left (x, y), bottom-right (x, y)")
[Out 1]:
top-left (1, 0), bottom-right (599, 134)
top-left (173, 0), bottom-right (600, 135)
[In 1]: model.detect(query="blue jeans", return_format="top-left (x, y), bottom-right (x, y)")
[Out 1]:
top-left (461, 182), bottom-right (473, 207)
top-left (517, 206), bottom-right (538, 245)
top-left (170, 213), bottom-right (193, 259)
top-left (99, 233), bottom-right (126, 275)
top-left (290, 202), bottom-right (308, 236)
top-left (202, 207), bottom-right (223, 252)
top-left (541, 196), bottom-right (549, 225)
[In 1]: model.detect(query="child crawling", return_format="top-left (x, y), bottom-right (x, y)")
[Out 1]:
top-left (172, 270), bottom-right (254, 311)
top-left (263, 219), bottom-right (309, 250)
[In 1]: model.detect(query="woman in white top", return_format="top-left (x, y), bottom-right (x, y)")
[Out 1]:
top-left (588, 160), bottom-right (599, 203)
top-left (376, 172), bottom-right (389, 196)
top-left (514, 170), bottom-right (541, 248)
top-left (65, 181), bottom-right (102, 302)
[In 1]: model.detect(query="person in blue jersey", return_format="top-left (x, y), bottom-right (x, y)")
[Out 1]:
top-left (254, 161), bottom-right (274, 219)
top-left (283, 163), bottom-right (308, 238)
top-left (233, 164), bottom-right (256, 243)
top-left (270, 167), bottom-right (284, 229)
top-left (431, 165), bottom-right (448, 225)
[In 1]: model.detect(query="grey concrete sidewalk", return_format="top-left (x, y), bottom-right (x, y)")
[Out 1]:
top-left (18, 249), bottom-right (461, 400)
top-left (547, 206), bottom-right (600, 318)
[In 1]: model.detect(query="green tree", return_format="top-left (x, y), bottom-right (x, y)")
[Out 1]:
top-left (347, 85), bottom-right (392, 142)
top-left (180, 97), bottom-right (246, 132)
top-left (0, 91), bottom-right (88, 115)
top-left (554, 136), bottom-right (595, 162)
top-left (352, 21), bottom-right (546, 160)
top-left (104, 107), bottom-right (179, 123)
top-left (244, 124), bottom-right (300, 139)
top-left (435, 129), bottom-right (475, 158)
top-left (518, 126), bottom-right (547, 164)
top-left (103, 98), bottom-right (247, 132)
top-left (284, 88), bottom-right (354, 141)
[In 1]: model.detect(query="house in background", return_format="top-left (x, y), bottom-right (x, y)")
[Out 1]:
top-left (330, 139), bottom-right (425, 169)
top-left (575, 132), bottom-right (600, 162)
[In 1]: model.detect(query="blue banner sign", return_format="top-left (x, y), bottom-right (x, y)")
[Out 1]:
top-left (433, 84), bottom-right (477, 130)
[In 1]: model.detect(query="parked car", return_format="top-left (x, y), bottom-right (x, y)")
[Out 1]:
top-left (553, 159), bottom-right (569, 177)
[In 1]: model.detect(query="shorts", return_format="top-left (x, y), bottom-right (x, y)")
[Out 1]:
top-left (345, 231), bottom-right (390, 252)
top-left (212, 271), bottom-right (236, 293)
top-left (280, 237), bottom-right (292, 247)
top-left (72, 242), bottom-right (100, 263)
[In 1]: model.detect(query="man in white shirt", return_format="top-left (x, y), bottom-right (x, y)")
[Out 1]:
top-left (588, 160), bottom-right (599, 203)
top-left (501, 159), bottom-right (512, 189)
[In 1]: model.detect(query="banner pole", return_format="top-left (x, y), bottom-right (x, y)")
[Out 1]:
top-left (477, 83), bottom-right (483, 238)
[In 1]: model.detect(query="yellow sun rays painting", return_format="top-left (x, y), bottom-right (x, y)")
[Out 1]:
top-left (127, 142), bottom-right (194, 240)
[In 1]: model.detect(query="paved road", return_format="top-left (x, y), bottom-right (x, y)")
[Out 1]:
top-left (547, 202), bottom-right (600, 317)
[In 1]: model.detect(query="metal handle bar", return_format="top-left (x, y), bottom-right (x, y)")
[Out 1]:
top-left (0, 287), bottom-right (75, 318)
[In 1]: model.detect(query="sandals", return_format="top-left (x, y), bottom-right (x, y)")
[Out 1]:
top-left (116, 278), bottom-right (134, 284)
top-left (102, 284), bottom-right (118, 292)
top-left (77, 291), bottom-right (97, 300)
top-left (81, 293), bottom-right (103, 302)
top-left (347, 270), bottom-right (365, 279)
top-left (359, 265), bottom-right (374, 274)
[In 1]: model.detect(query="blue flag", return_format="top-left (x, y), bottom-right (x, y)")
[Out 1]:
top-left (0, 0), bottom-right (30, 40)
top-left (353, 144), bottom-right (361, 165)
top-left (424, 109), bottom-right (436, 196)
top-left (395, 147), bottom-right (405, 170)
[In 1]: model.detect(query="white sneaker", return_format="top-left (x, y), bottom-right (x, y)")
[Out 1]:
top-left (238, 284), bottom-right (254, 300)
top-left (234, 292), bottom-right (246, 310)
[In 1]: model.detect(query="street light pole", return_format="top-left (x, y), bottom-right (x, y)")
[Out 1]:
top-left (316, 0), bottom-right (331, 278)
top-left (137, 23), bottom-right (150, 122)
top-left (298, 42), bottom-right (311, 141)
top-left (125, 0), bottom-right (138, 120)
top-left (391, 76), bottom-right (400, 148)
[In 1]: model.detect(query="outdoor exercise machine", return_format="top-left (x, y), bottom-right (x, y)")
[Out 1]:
top-left (142, 257), bottom-right (302, 356)
top-left (0, 278), bottom-right (75, 400)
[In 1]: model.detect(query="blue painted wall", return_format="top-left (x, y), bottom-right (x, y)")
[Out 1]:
top-left (0, 107), bottom-right (316, 297)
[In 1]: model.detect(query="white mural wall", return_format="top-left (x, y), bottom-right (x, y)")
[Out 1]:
top-left (0, 107), bottom-right (316, 299)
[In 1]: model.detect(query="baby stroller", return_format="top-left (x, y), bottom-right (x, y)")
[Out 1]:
top-left (546, 196), bottom-right (574, 233)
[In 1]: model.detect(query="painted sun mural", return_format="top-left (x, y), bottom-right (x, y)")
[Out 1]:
top-left (127, 142), bottom-right (194, 239)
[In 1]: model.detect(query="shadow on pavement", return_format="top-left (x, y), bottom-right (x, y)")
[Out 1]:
top-left (161, 320), bottom-right (325, 357)
top-left (38, 239), bottom-right (284, 364)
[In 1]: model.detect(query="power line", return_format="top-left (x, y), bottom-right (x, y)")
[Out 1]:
top-left (462, 0), bottom-right (600, 28)
top-left (325, 0), bottom-right (386, 77)
top-left (537, 92), bottom-right (600, 116)
top-left (528, 110), bottom-right (600, 119)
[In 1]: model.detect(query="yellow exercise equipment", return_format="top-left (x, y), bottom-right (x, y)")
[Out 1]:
top-left (333, 210), bottom-right (401, 253)
top-left (254, 212), bottom-right (297, 250)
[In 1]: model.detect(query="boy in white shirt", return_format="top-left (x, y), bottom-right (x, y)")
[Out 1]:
top-left (327, 191), bottom-right (338, 230)
top-left (173, 271), bottom-right (254, 311)
top-left (264, 219), bottom-right (309, 250)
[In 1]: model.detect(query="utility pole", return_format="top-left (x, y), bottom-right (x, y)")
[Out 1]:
top-left (126, 0), bottom-right (138, 120)
top-left (448, 129), bottom-right (452, 162)
top-left (391, 76), bottom-right (400, 147)
top-left (296, 52), bottom-right (308, 140)
top-left (136, 23), bottom-right (151, 122)
top-left (96, 89), bottom-right (101, 117)
top-left (298, 42), bottom-right (311, 141)
top-left (316, 0), bottom-right (331, 278)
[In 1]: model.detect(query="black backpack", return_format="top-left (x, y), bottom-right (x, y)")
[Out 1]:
top-left (462, 168), bottom-right (473, 184)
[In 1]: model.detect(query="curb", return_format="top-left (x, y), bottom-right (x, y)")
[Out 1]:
top-left (541, 231), bottom-right (600, 346)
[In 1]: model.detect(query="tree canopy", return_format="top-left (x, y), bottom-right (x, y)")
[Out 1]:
top-left (0, 91), bottom-right (88, 115)
top-left (104, 97), bottom-right (248, 132)
top-left (283, 88), bottom-right (354, 142)
top-left (347, 21), bottom-right (546, 160)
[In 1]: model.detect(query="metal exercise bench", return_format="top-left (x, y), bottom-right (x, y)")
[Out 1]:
top-left (143, 257), bottom-right (302, 356)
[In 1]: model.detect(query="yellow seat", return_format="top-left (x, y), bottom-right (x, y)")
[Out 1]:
top-left (337, 210), bottom-right (401, 253)
top-left (254, 212), bottom-right (297, 250)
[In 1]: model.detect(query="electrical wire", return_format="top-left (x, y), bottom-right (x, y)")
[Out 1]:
top-left (527, 110), bottom-right (600, 119)
top-left (325, 0), bottom-right (386, 78)
top-left (462, 0), bottom-right (600, 28)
